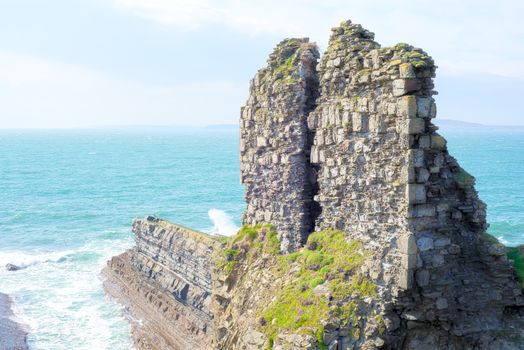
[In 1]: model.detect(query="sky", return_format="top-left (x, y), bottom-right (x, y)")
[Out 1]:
top-left (0, 0), bottom-right (523, 128)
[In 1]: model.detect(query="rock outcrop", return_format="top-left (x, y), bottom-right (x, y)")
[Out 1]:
top-left (0, 293), bottom-right (28, 350)
top-left (103, 217), bottom-right (220, 349)
top-left (104, 19), bottom-right (524, 350)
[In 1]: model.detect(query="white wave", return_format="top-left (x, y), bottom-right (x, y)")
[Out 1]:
top-left (497, 236), bottom-right (511, 246)
top-left (208, 209), bottom-right (239, 237)
top-left (0, 250), bottom-right (75, 269)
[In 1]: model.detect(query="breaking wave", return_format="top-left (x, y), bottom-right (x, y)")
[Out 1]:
top-left (208, 209), bottom-right (239, 237)
top-left (0, 250), bottom-right (74, 270)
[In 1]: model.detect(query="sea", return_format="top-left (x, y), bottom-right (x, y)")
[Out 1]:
top-left (0, 122), bottom-right (523, 349)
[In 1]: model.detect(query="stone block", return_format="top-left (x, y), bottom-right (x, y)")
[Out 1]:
top-left (409, 149), bottom-right (425, 167)
top-left (399, 63), bottom-right (416, 78)
top-left (397, 96), bottom-right (417, 119)
top-left (411, 204), bottom-right (436, 217)
top-left (419, 135), bottom-right (431, 148)
top-left (404, 166), bottom-right (416, 183)
top-left (407, 184), bottom-right (426, 204)
top-left (415, 269), bottom-right (430, 287)
top-left (393, 79), bottom-right (422, 97)
top-left (407, 118), bottom-right (425, 134)
top-left (357, 98), bottom-right (369, 113)
top-left (398, 234), bottom-right (418, 255)
top-left (416, 97), bottom-right (434, 118)
top-left (432, 254), bottom-right (445, 267)
top-left (256, 137), bottom-right (269, 147)
top-left (400, 252), bottom-right (417, 269)
top-left (369, 114), bottom-right (387, 133)
top-left (387, 102), bottom-right (397, 115)
top-left (398, 268), bottom-right (413, 289)
top-left (417, 168), bottom-right (430, 183)
top-left (434, 238), bottom-right (451, 247)
top-left (430, 102), bottom-right (437, 118)
top-left (436, 297), bottom-right (448, 310)
top-left (417, 237), bottom-right (434, 251)
top-left (431, 134), bottom-right (447, 150)
top-left (352, 113), bottom-right (369, 132)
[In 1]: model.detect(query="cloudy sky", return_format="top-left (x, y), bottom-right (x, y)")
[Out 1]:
top-left (0, 0), bottom-right (523, 128)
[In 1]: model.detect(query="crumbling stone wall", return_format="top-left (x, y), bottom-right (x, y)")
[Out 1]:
top-left (240, 19), bottom-right (524, 349)
top-left (308, 22), bottom-right (420, 297)
top-left (307, 20), bottom-right (524, 349)
top-left (240, 38), bottom-right (319, 252)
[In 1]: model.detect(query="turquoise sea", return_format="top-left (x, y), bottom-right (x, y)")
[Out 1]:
top-left (0, 124), bottom-right (523, 349)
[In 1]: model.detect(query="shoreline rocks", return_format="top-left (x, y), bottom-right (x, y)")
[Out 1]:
top-left (102, 217), bottom-right (220, 349)
top-left (5, 264), bottom-right (22, 272)
top-left (0, 293), bottom-right (28, 350)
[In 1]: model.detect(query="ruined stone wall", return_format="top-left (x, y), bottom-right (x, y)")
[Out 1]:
top-left (103, 217), bottom-right (220, 350)
top-left (306, 20), bottom-right (524, 349)
top-left (240, 38), bottom-right (319, 252)
top-left (308, 22), bottom-right (422, 297)
top-left (240, 19), bottom-right (524, 349)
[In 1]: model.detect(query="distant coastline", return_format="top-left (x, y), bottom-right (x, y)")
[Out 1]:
top-left (435, 119), bottom-right (524, 131)
top-left (2, 120), bottom-right (524, 131)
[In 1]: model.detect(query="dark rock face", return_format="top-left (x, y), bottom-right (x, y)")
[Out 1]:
top-left (0, 293), bottom-right (28, 350)
top-left (103, 217), bottom-right (220, 350)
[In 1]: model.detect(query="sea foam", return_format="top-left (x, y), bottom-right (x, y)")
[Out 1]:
top-left (208, 209), bottom-right (239, 236)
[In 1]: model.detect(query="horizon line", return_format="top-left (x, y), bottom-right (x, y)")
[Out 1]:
top-left (1, 119), bottom-right (524, 130)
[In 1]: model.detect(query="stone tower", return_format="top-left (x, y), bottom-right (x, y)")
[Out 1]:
top-left (240, 20), bottom-right (524, 348)
top-left (240, 38), bottom-right (319, 252)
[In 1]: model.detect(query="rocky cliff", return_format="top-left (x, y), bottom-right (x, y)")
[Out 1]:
top-left (104, 19), bottom-right (524, 350)
top-left (103, 217), bottom-right (220, 349)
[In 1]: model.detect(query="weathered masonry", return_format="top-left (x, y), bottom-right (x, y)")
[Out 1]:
top-left (240, 38), bottom-right (319, 252)
top-left (240, 20), bottom-right (524, 349)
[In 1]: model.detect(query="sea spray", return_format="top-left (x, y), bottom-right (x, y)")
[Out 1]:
top-left (0, 250), bottom-right (75, 270)
top-left (208, 209), bottom-right (239, 236)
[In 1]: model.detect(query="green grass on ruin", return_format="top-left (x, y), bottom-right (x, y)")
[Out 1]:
top-left (217, 226), bottom-right (378, 348)
top-left (507, 247), bottom-right (524, 289)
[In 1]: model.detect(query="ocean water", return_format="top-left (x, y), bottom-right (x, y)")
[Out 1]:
top-left (0, 127), bottom-right (244, 350)
top-left (0, 125), bottom-right (523, 349)
top-left (439, 124), bottom-right (524, 246)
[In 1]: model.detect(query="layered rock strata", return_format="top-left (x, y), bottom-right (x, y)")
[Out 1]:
top-left (103, 217), bottom-right (219, 350)
top-left (240, 38), bottom-right (320, 252)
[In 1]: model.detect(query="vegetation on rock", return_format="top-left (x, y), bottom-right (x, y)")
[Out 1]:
top-left (507, 247), bottom-right (524, 288)
top-left (456, 166), bottom-right (475, 186)
top-left (217, 226), bottom-right (379, 348)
